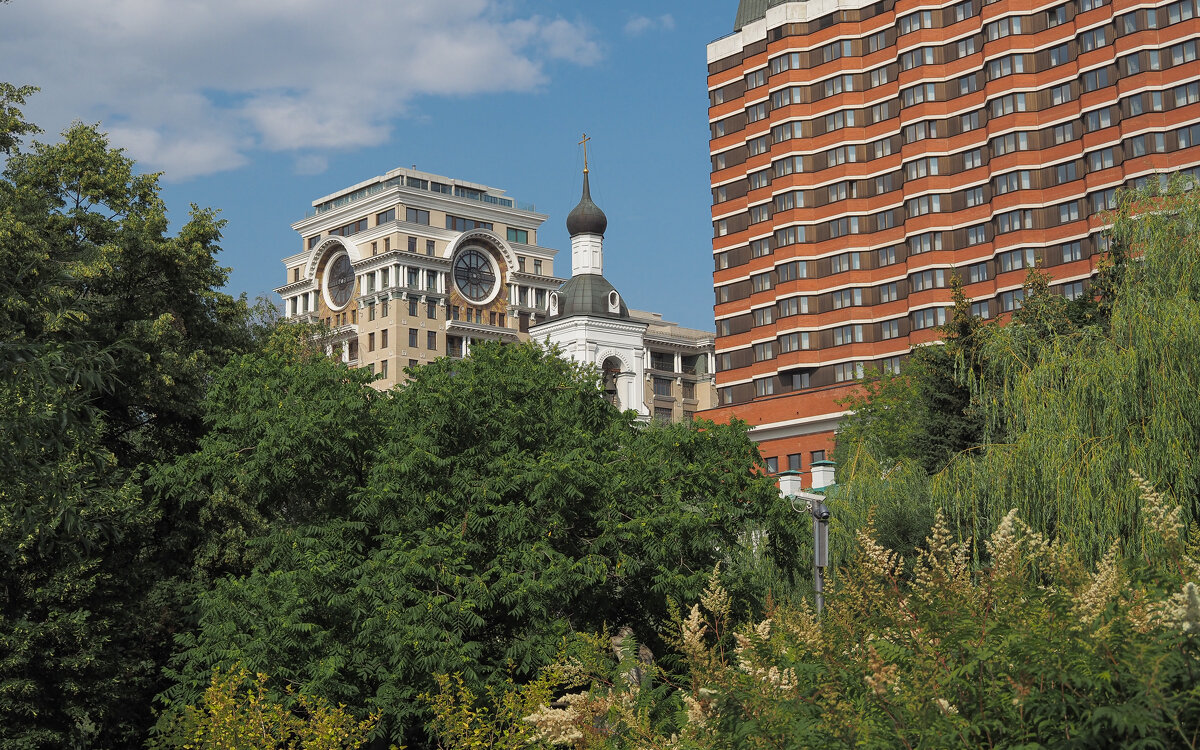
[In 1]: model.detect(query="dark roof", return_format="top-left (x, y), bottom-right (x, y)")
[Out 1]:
top-left (550, 274), bottom-right (630, 321)
top-left (565, 172), bottom-right (608, 236)
top-left (734, 0), bottom-right (790, 30)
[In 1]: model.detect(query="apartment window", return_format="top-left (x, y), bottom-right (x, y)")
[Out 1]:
top-left (788, 453), bottom-right (803, 471)
top-left (957, 38), bottom-right (978, 59)
top-left (1059, 202), bottom-right (1081, 223)
top-left (778, 260), bottom-right (807, 282)
top-left (985, 16), bottom-right (1023, 40)
top-left (1080, 0), bottom-right (1106, 10)
top-left (990, 93), bottom-right (1027, 117)
top-left (965, 187), bottom-right (984, 208)
top-left (754, 306), bottom-right (776, 327)
top-left (867, 30), bottom-right (888, 53)
top-left (774, 225), bottom-right (806, 246)
top-left (407, 236), bottom-right (417, 253)
top-left (426, 301), bottom-right (437, 320)
top-left (1047, 5), bottom-right (1067, 26)
top-left (745, 68), bottom-right (766, 88)
top-left (1091, 188), bottom-right (1117, 213)
top-left (779, 331), bottom-right (810, 352)
top-left (1079, 27), bottom-right (1108, 52)
top-left (754, 341), bottom-right (776, 364)
top-left (1049, 44), bottom-right (1070, 67)
top-left (832, 289), bottom-right (864, 309)
top-left (407, 268), bottom-right (419, 287)
top-left (1087, 147), bottom-right (1115, 172)
top-left (881, 319), bottom-right (901, 339)
top-left (968, 261), bottom-right (990, 283)
top-left (746, 102), bottom-right (767, 123)
top-left (899, 9), bottom-right (934, 33)
top-left (748, 374), bottom-right (777, 398)
top-left (764, 456), bottom-right (779, 473)
top-left (1176, 123), bottom-right (1200, 148)
top-left (406, 208), bottom-right (430, 225)
top-left (445, 215), bottom-right (492, 232)
top-left (507, 227), bottom-right (529, 244)
top-left (368, 332), bottom-right (376, 352)
top-left (961, 111), bottom-right (981, 132)
top-left (987, 54), bottom-right (1025, 80)
top-left (900, 47), bottom-right (936, 71)
top-left (1175, 82), bottom-right (1200, 107)
top-left (995, 170), bottom-right (1032, 194)
top-left (880, 282), bottom-right (899, 302)
top-left (821, 76), bottom-right (853, 99)
top-left (381, 299), bottom-right (388, 316)
top-left (770, 51), bottom-right (801, 74)
top-left (1081, 67), bottom-right (1110, 92)
top-left (831, 252), bottom-right (861, 273)
top-left (904, 156), bottom-right (939, 180)
top-left (1062, 241), bottom-right (1084, 262)
top-left (905, 194), bottom-right (942, 217)
top-left (911, 268), bottom-right (946, 292)
top-left (408, 298), bottom-right (419, 316)
top-left (963, 149), bottom-right (983, 170)
top-left (878, 246), bottom-right (898, 266)
top-left (377, 208), bottom-right (396, 225)
top-left (992, 132), bottom-right (1029, 156)
top-left (654, 377), bottom-right (674, 396)
top-left (380, 359), bottom-right (388, 379)
top-left (751, 168), bottom-right (773, 188)
top-left (970, 300), bottom-right (991, 317)
top-left (427, 331), bottom-right (437, 350)
top-left (408, 328), bottom-right (418, 347)
top-left (834, 362), bottom-right (865, 382)
top-left (1062, 281), bottom-right (1086, 300)
top-left (1053, 123), bottom-right (1075, 145)
top-left (911, 307), bottom-right (948, 330)
top-left (902, 83), bottom-right (936, 108)
top-left (748, 135), bottom-right (770, 156)
top-left (778, 295), bottom-right (809, 316)
top-left (833, 324), bottom-right (864, 345)
top-left (998, 247), bottom-right (1036, 272)
top-left (750, 203), bottom-right (771, 224)
top-left (999, 289), bottom-right (1026, 312)
top-left (1122, 53), bottom-right (1141, 75)
top-left (828, 216), bottom-right (860, 237)
top-left (752, 272), bottom-right (773, 293)
top-left (1085, 108), bottom-right (1113, 134)
top-left (996, 209), bottom-right (1033, 234)
top-left (869, 66), bottom-right (891, 88)
top-left (954, 0), bottom-right (976, 21)
top-left (792, 372), bottom-right (811, 390)
top-left (910, 231), bottom-right (943, 254)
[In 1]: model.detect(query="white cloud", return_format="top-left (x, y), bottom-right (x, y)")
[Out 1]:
top-left (0, 0), bottom-right (601, 180)
top-left (624, 14), bottom-right (675, 36)
top-left (292, 154), bottom-right (329, 176)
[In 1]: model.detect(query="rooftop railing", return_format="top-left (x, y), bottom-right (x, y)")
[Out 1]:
top-left (305, 175), bottom-right (535, 218)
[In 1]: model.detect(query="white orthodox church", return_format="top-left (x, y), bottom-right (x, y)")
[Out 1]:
top-left (529, 169), bottom-right (656, 417)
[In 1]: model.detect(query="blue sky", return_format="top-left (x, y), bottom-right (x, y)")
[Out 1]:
top-left (1, 0), bottom-right (739, 331)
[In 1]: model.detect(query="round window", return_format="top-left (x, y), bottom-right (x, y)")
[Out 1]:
top-left (453, 246), bottom-right (499, 303)
top-left (324, 252), bottom-right (355, 310)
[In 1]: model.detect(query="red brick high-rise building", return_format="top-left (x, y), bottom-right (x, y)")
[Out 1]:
top-left (699, 0), bottom-right (1200, 485)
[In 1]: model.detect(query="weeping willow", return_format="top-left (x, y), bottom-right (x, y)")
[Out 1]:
top-left (836, 176), bottom-right (1200, 565)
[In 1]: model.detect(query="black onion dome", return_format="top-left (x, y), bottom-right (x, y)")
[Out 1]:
top-left (551, 274), bottom-right (630, 320)
top-left (565, 171), bottom-right (608, 237)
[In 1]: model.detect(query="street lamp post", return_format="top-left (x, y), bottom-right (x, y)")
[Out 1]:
top-left (810, 499), bottom-right (830, 616)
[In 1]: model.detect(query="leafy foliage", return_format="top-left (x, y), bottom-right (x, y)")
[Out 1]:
top-left (469, 477), bottom-right (1200, 749)
top-left (151, 665), bottom-right (377, 750)
top-left (162, 341), bottom-right (797, 747)
top-left (0, 89), bottom-right (256, 748)
top-left (835, 176), bottom-right (1200, 564)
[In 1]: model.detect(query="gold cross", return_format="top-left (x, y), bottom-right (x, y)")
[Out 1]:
top-left (579, 133), bottom-right (590, 173)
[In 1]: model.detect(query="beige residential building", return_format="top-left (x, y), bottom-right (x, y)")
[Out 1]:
top-left (276, 165), bottom-right (716, 419)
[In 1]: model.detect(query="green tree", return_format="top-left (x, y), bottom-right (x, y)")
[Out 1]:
top-left (162, 341), bottom-right (799, 747)
top-left (0, 91), bottom-right (257, 748)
